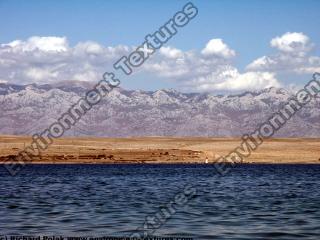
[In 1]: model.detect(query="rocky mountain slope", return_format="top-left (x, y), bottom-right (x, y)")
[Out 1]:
top-left (0, 81), bottom-right (319, 137)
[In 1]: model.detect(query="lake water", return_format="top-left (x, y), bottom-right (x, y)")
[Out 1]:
top-left (0, 164), bottom-right (320, 239)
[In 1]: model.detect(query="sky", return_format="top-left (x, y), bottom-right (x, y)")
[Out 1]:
top-left (0, 0), bottom-right (319, 92)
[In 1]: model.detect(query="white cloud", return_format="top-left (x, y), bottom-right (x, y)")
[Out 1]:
top-left (144, 39), bottom-right (279, 92)
top-left (182, 66), bottom-right (280, 92)
top-left (3, 34), bottom-right (317, 92)
top-left (74, 41), bottom-right (104, 55)
top-left (247, 56), bottom-right (276, 70)
top-left (159, 46), bottom-right (183, 59)
top-left (212, 71), bottom-right (280, 91)
top-left (144, 42), bottom-right (234, 80)
top-left (0, 36), bottom-right (133, 84)
top-left (201, 39), bottom-right (235, 58)
top-left (24, 67), bottom-right (58, 81)
top-left (247, 32), bottom-right (319, 74)
top-left (2, 36), bottom-right (69, 52)
top-left (72, 70), bottom-right (101, 82)
top-left (0, 36), bottom-right (280, 92)
top-left (270, 32), bottom-right (312, 55)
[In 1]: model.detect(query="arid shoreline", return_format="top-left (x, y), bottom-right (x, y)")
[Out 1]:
top-left (0, 135), bottom-right (319, 164)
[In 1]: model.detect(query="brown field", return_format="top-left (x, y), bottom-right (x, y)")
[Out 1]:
top-left (0, 135), bottom-right (319, 164)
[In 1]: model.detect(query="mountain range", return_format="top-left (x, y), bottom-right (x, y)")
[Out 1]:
top-left (0, 81), bottom-right (319, 137)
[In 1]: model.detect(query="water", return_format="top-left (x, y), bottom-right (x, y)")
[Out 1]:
top-left (1, 164), bottom-right (320, 239)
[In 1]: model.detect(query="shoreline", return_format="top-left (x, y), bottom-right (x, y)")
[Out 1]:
top-left (1, 135), bottom-right (319, 164)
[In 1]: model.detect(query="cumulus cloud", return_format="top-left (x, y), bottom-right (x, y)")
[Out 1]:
top-left (143, 39), bottom-right (236, 80)
top-left (0, 36), bottom-right (133, 84)
top-left (143, 38), bottom-right (279, 92)
top-left (247, 32), bottom-right (320, 74)
top-left (159, 46), bottom-right (183, 59)
top-left (182, 66), bottom-right (279, 92)
top-left (5, 34), bottom-right (318, 92)
top-left (201, 39), bottom-right (235, 58)
top-left (24, 67), bottom-right (58, 81)
top-left (1, 36), bottom-right (69, 52)
top-left (270, 32), bottom-right (312, 55)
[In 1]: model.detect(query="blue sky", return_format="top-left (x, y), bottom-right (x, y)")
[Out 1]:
top-left (0, 0), bottom-right (319, 92)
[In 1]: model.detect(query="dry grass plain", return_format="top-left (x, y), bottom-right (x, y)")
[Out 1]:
top-left (0, 135), bottom-right (319, 164)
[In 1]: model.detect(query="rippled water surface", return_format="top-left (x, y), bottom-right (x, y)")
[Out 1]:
top-left (1, 164), bottom-right (320, 239)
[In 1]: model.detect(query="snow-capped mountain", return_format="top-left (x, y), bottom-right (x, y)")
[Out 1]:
top-left (0, 82), bottom-right (319, 137)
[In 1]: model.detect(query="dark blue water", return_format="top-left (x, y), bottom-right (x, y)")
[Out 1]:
top-left (1, 164), bottom-right (320, 239)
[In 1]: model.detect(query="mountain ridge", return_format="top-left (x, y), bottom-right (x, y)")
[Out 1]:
top-left (0, 82), bottom-right (319, 137)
